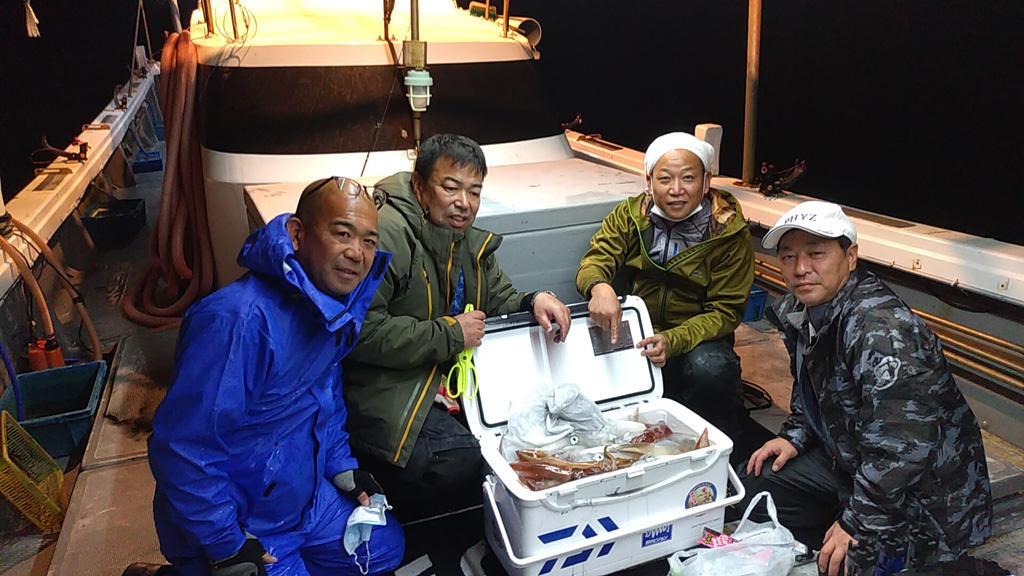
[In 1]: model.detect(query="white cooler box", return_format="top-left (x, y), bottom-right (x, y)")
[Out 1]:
top-left (463, 296), bottom-right (745, 576)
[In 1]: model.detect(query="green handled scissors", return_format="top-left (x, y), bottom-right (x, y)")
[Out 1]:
top-left (446, 303), bottom-right (479, 399)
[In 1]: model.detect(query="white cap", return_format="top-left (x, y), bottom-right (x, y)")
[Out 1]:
top-left (644, 132), bottom-right (715, 175)
top-left (762, 201), bottom-right (858, 250)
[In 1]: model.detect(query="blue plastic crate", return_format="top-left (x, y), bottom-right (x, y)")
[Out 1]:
top-left (0, 362), bottom-right (107, 459)
top-left (132, 149), bottom-right (163, 173)
top-left (744, 285), bottom-right (768, 322)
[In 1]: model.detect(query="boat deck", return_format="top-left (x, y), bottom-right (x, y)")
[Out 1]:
top-left (2, 166), bottom-right (1023, 576)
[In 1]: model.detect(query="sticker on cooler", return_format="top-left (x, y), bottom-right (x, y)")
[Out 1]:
top-left (641, 524), bottom-right (673, 548)
top-left (685, 481), bottom-right (717, 508)
top-left (535, 517), bottom-right (620, 575)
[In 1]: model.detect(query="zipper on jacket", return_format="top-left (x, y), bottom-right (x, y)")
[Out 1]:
top-left (475, 233), bottom-right (494, 307)
top-left (423, 268), bottom-right (432, 318)
top-left (659, 270), bottom-right (671, 327)
top-left (445, 242), bottom-right (455, 310)
top-left (630, 208), bottom-right (705, 322)
top-left (628, 206), bottom-right (717, 273)
top-left (395, 365), bottom-right (438, 463)
top-left (394, 268), bottom-right (437, 463)
top-left (629, 203), bottom-right (724, 328)
top-left (311, 403), bottom-right (321, 516)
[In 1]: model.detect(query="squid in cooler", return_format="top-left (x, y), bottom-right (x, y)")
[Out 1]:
top-left (509, 420), bottom-right (712, 491)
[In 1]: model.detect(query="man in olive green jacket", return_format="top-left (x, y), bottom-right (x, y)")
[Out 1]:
top-left (344, 134), bottom-right (571, 512)
top-left (577, 132), bottom-right (754, 437)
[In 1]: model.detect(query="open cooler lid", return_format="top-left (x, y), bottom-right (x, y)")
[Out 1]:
top-left (463, 295), bottom-right (664, 438)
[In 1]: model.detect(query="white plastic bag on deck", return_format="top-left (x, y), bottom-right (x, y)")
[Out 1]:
top-left (668, 491), bottom-right (807, 576)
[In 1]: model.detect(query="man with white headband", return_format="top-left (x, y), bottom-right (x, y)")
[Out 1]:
top-left (740, 201), bottom-right (991, 576)
top-left (576, 131), bottom-right (755, 439)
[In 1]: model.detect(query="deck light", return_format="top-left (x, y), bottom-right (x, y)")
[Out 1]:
top-left (404, 69), bottom-right (433, 112)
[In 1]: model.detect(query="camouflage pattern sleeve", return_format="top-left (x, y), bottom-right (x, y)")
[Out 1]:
top-left (838, 303), bottom-right (944, 547)
top-left (768, 304), bottom-right (815, 453)
top-left (777, 337), bottom-right (815, 452)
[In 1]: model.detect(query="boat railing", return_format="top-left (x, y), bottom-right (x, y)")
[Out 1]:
top-left (0, 62), bottom-right (160, 300)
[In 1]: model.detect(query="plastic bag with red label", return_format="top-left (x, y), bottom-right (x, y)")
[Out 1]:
top-left (667, 491), bottom-right (807, 576)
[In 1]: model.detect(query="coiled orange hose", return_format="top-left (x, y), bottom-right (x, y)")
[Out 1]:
top-left (122, 30), bottom-right (214, 327)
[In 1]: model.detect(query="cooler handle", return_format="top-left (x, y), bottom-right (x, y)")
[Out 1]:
top-left (719, 465), bottom-right (746, 509)
top-left (541, 447), bottom-right (727, 512)
top-left (483, 467), bottom-right (746, 567)
top-left (483, 477), bottom-right (546, 567)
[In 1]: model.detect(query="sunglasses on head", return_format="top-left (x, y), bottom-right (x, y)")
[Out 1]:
top-left (303, 176), bottom-right (387, 210)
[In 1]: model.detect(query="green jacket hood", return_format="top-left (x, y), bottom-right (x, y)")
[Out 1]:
top-left (627, 188), bottom-right (749, 245)
top-left (374, 171), bottom-right (503, 265)
top-left (375, 171), bottom-right (427, 235)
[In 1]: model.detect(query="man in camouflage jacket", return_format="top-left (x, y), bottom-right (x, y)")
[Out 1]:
top-left (740, 201), bottom-right (991, 576)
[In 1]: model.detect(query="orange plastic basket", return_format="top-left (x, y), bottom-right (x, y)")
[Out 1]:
top-left (0, 410), bottom-right (67, 532)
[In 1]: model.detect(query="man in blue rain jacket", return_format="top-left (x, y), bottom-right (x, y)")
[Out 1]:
top-left (145, 177), bottom-right (404, 576)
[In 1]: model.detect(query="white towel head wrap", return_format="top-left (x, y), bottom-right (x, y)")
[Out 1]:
top-left (644, 132), bottom-right (715, 176)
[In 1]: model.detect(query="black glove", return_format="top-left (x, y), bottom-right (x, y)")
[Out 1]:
top-left (210, 535), bottom-right (269, 576)
top-left (332, 469), bottom-right (382, 502)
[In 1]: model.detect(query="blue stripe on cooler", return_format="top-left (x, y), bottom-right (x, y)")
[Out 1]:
top-left (562, 548), bottom-right (593, 568)
top-left (537, 525), bottom-right (578, 544)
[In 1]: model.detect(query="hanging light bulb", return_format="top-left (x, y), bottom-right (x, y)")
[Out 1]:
top-left (404, 69), bottom-right (433, 113)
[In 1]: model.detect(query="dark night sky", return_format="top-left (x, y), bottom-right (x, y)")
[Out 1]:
top-left (2, 1), bottom-right (1021, 244)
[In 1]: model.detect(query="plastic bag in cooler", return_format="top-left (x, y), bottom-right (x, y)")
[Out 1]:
top-left (499, 381), bottom-right (612, 461)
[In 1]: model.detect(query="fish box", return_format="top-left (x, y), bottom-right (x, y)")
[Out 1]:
top-left (463, 296), bottom-right (744, 576)
top-left (0, 361), bottom-right (107, 459)
top-left (81, 198), bottom-right (147, 249)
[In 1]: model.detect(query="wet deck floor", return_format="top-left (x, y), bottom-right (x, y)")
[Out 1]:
top-left (2, 168), bottom-right (1023, 576)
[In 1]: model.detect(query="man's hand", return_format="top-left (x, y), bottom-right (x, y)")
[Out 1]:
top-left (819, 521), bottom-right (858, 576)
top-left (210, 535), bottom-right (277, 576)
top-left (746, 437), bottom-right (798, 477)
top-left (332, 469), bottom-right (382, 507)
top-left (533, 292), bottom-right (571, 343)
top-left (455, 309), bottom-right (487, 348)
top-left (637, 333), bottom-right (669, 367)
top-left (588, 283), bottom-right (622, 344)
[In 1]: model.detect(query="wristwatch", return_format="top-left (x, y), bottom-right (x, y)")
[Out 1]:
top-left (529, 290), bottom-right (557, 308)
top-left (586, 280), bottom-right (611, 300)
